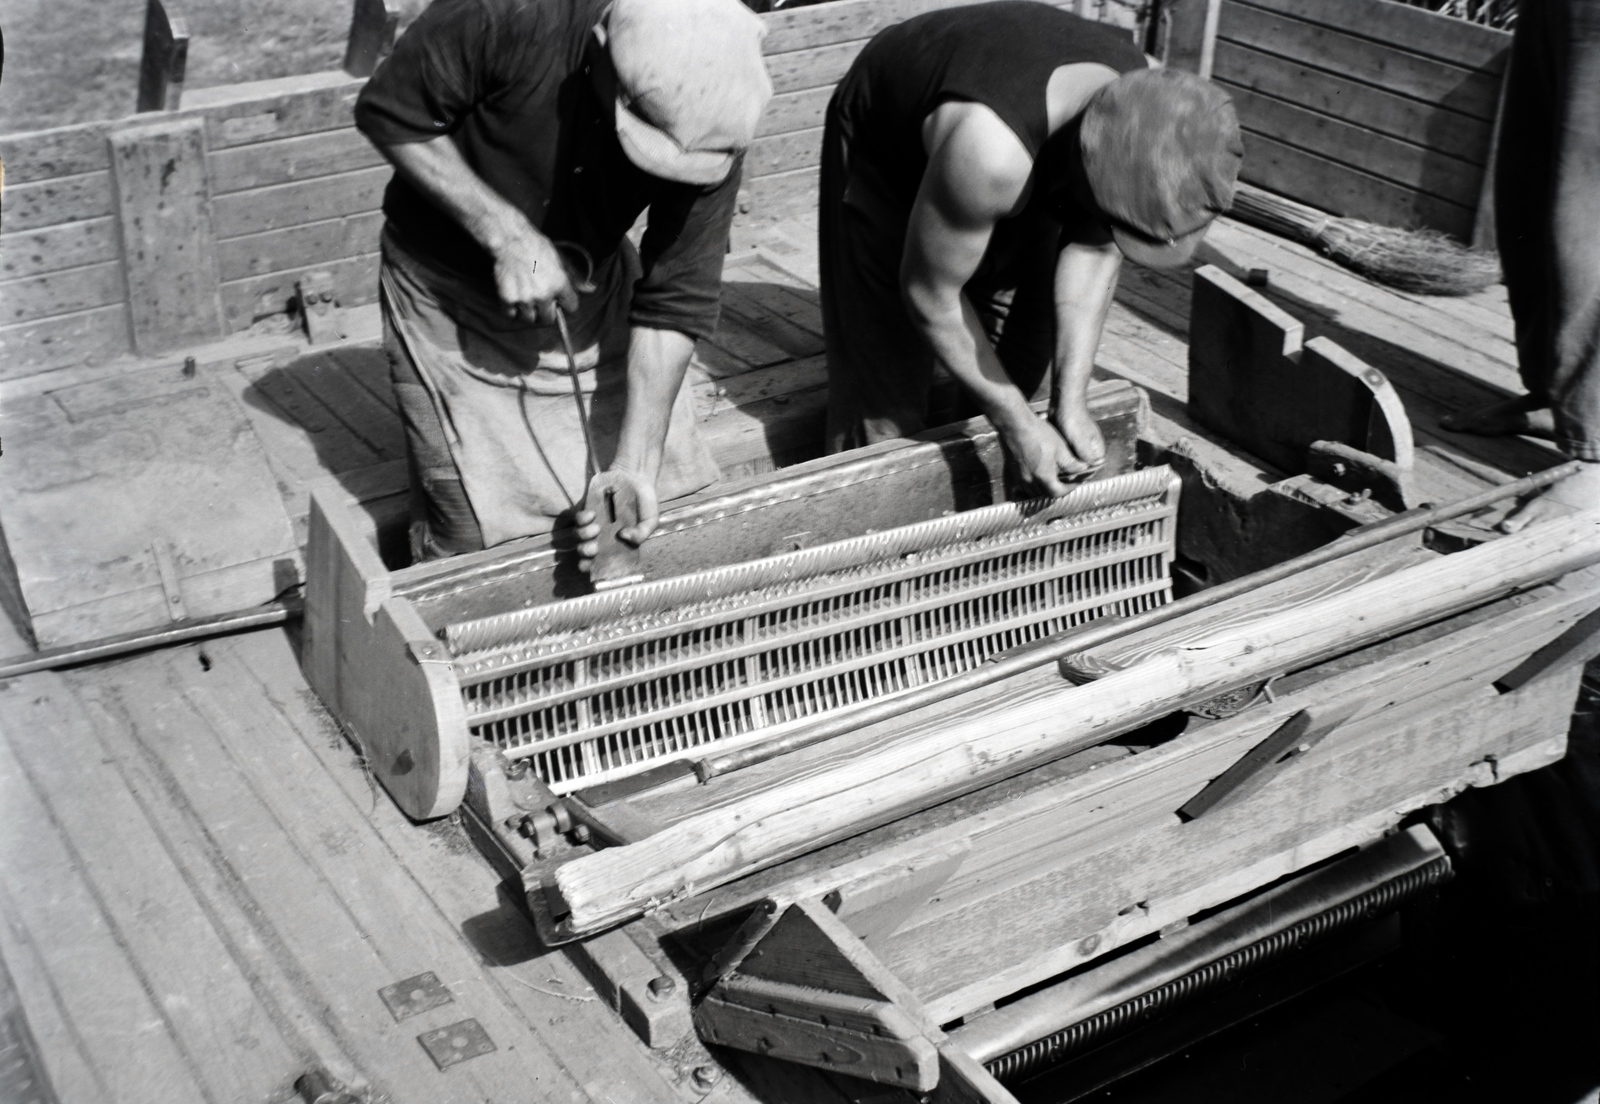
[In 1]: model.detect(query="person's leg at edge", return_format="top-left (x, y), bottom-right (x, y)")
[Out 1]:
top-left (1442, 0), bottom-right (1559, 442)
top-left (820, 96), bottom-right (934, 452)
top-left (382, 284), bottom-right (486, 561)
top-left (1500, 0), bottom-right (1600, 531)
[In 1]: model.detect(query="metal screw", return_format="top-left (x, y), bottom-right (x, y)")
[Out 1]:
top-left (647, 975), bottom-right (677, 1001)
top-left (570, 822), bottom-right (591, 844)
top-left (692, 1065), bottom-right (722, 1091)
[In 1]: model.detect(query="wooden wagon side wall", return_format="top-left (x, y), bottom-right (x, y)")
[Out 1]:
top-left (1205, 0), bottom-right (1511, 241)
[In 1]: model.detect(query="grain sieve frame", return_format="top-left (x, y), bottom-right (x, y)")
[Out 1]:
top-left (300, 379), bottom-right (1150, 821)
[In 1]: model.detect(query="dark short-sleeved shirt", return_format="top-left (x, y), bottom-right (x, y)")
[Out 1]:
top-left (354, 0), bottom-right (739, 342)
top-left (830, 2), bottom-right (1147, 234)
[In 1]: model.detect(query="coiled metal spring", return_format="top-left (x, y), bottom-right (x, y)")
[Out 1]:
top-left (985, 856), bottom-right (1453, 1083)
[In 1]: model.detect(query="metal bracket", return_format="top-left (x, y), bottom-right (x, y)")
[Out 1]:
top-left (296, 270), bottom-right (345, 344)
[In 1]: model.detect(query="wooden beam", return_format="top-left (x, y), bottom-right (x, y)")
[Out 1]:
top-left (547, 510), bottom-right (1600, 936)
top-left (137, 0), bottom-right (189, 113)
top-left (108, 117), bottom-right (225, 354)
top-left (343, 0), bottom-right (401, 78)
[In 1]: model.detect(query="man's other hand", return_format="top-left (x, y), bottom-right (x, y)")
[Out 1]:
top-left (495, 229), bottom-right (580, 324)
top-left (1052, 401), bottom-right (1107, 475)
top-left (576, 467), bottom-right (660, 576)
top-left (1001, 413), bottom-right (1095, 497)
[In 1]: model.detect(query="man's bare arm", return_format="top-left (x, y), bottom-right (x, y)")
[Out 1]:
top-left (377, 135), bottom-right (577, 320)
top-left (901, 107), bottom-right (1091, 492)
top-left (1050, 238), bottom-right (1122, 471)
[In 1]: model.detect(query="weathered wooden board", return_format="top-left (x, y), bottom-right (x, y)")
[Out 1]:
top-left (1211, 42), bottom-right (1493, 162)
top-left (1210, 0), bottom-right (1509, 237)
top-left (211, 164), bottom-right (392, 240)
top-left (0, 172), bottom-right (116, 232)
top-left (109, 117), bottom-right (226, 354)
top-left (1239, 132), bottom-right (1475, 238)
top-left (0, 361), bottom-right (297, 645)
top-left (0, 306), bottom-right (132, 382)
top-left (1225, 86), bottom-right (1481, 208)
top-left (0, 217), bottom-right (122, 282)
top-left (208, 125), bottom-right (386, 194)
top-left (220, 250), bottom-right (381, 331)
top-left (1187, 264), bottom-right (1414, 476)
top-left (1217, 2), bottom-right (1504, 117)
top-left (0, 262), bottom-right (126, 326)
top-left (215, 210), bottom-right (386, 282)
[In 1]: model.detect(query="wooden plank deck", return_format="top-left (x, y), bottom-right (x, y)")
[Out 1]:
top-left (0, 207), bottom-right (1564, 1103)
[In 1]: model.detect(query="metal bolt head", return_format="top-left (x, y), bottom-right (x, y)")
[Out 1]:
top-left (647, 974), bottom-right (677, 1001)
top-left (692, 1065), bottom-right (722, 1091)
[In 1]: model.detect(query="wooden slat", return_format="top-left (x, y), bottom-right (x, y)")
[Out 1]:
top-left (0, 124), bottom-right (111, 185)
top-left (747, 126), bottom-right (825, 180)
top-left (768, 40), bottom-right (867, 96)
top-left (1240, 131), bottom-right (1474, 239)
top-left (0, 217), bottom-right (121, 282)
top-left (209, 126), bottom-right (386, 195)
top-left (741, 167), bottom-right (822, 223)
top-left (184, 70), bottom-right (367, 150)
top-left (1, 173), bottom-right (115, 232)
top-left (1229, 87), bottom-right (1483, 208)
top-left (1217, 2), bottom-right (1503, 119)
top-left (1234, 0), bottom-right (1511, 70)
top-left (0, 307), bottom-right (131, 381)
top-left (760, 0), bottom-right (1070, 53)
top-left (212, 165), bottom-right (391, 239)
top-left (216, 211), bottom-right (385, 282)
top-left (0, 263), bottom-right (126, 326)
top-left (757, 86), bottom-right (834, 139)
top-left (219, 251), bottom-right (380, 331)
top-left (1212, 41), bottom-right (1493, 163)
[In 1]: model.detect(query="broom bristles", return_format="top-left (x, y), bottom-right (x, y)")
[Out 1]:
top-left (1319, 220), bottom-right (1502, 296)
top-left (1226, 183), bottom-right (1501, 297)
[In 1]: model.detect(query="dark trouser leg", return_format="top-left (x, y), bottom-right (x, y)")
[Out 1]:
top-left (820, 95), bottom-right (934, 451)
top-left (381, 290), bottom-right (485, 561)
top-left (1498, 0), bottom-right (1600, 461)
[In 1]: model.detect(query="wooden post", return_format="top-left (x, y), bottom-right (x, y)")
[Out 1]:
top-left (344, 0), bottom-right (402, 78)
top-left (1197, 0), bottom-right (1222, 79)
top-left (137, 0), bottom-right (189, 112)
top-left (1160, 0), bottom-right (1220, 74)
top-left (108, 117), bottom-right (225, 354)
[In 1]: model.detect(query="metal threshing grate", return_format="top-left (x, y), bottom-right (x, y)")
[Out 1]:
top-left (442, 467), bottom-right (1180, 793)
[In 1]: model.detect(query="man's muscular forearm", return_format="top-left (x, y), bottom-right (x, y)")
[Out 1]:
top-left (1050, 238), bottom-right (1122, 467)
top-left (613, 327), bottom-right (696, 486)
top-left (378, 135), bottom-right (575, 317)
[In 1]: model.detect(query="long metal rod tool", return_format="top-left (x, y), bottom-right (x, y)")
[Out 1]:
top-left (694, 460), bottom-right (1585, 781)
top-left (0, 601), bottom-right (300, 680)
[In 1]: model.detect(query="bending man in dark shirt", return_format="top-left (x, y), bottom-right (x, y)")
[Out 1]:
top-left (355, 0), bottom-right (771, 560)
top-left (821, 3), bottom-right (1242, 492)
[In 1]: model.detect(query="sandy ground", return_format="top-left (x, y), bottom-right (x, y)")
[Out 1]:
top-left (0, 0), bottom-right (427, 134)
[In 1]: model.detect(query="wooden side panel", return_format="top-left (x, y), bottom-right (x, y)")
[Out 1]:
top-left (1188, 265), bottom-right (1413, 476)
top-left (108, 117), bottom-right (225, 354)
top-left (1211, 0), bottom-right (1510, 236)
top-left (302, 487), bottom-right (468, 820)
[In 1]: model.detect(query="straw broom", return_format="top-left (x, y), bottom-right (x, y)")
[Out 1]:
top-left (1227, 182), bottom-right (1502, 297)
